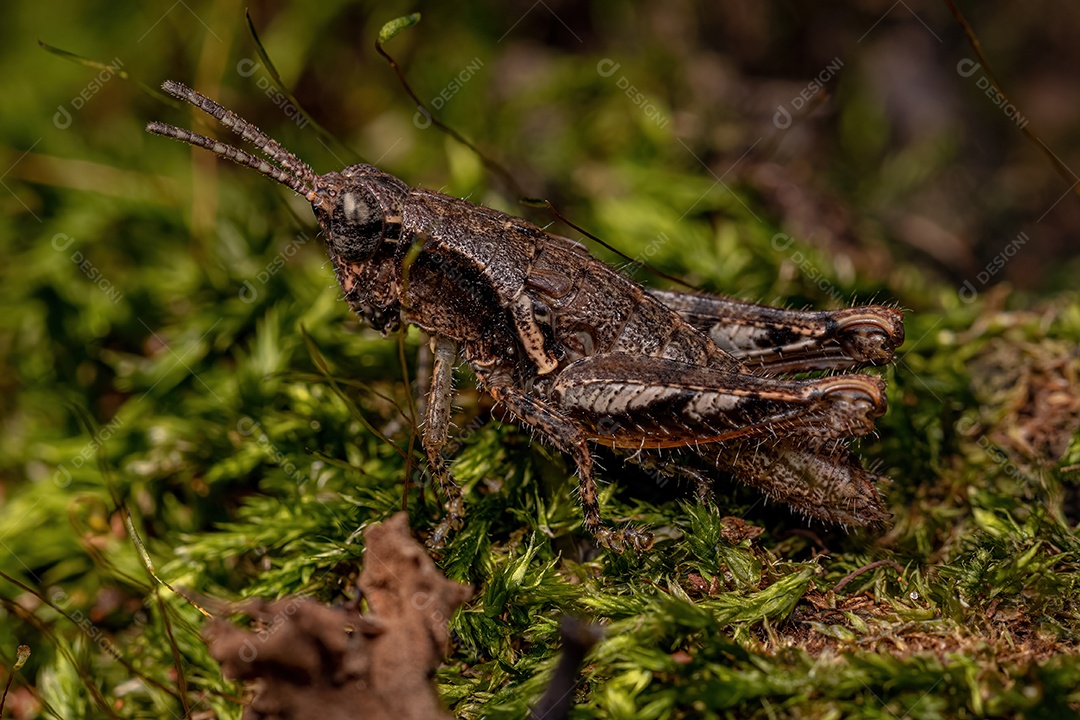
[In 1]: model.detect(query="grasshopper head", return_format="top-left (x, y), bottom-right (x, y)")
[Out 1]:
top-left (147, 81), bottom-right (407, 264)
top-left (311, 165), bottom-right (408, 263)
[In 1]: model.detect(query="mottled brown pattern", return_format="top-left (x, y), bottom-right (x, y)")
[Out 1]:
top-left (149, 81), bottom-right (905, 552)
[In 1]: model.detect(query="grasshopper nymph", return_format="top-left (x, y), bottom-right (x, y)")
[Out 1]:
top-left (149, 81), bottom-right (903, 552)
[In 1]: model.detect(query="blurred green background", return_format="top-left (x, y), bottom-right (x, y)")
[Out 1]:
top-left (2, 0), bottom-right (1080, 717)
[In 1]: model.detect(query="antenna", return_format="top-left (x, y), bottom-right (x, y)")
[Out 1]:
top-left (147, 80), bottom-right (318, 198)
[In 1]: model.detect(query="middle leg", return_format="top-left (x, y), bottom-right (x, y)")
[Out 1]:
top-left (487, 383), bottom-right (654, 552)
top-left (424, 336), bottom-right (466, 548)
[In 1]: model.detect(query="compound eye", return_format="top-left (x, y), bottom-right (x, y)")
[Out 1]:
top-left (329, 187), bottom-right (385, 261)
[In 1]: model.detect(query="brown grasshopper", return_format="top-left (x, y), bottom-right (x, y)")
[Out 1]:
top-left (148, 81), bottom-right (904, 552)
